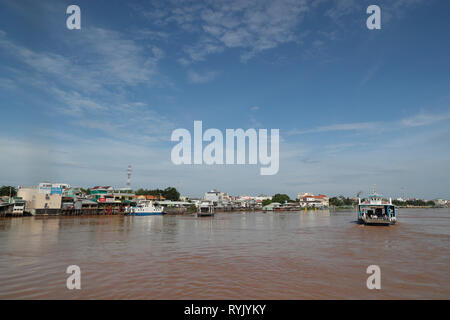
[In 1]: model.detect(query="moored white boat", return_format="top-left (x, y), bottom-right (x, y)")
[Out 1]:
top-left (197, 201), bottom-right (214, 217)
top-left (126, 200), bottom-right (164, 216)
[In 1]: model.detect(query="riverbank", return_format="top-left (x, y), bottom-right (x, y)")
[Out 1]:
top-left (1, 205), bottom-right (446, 219)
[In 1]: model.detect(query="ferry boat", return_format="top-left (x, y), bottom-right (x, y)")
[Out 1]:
top-left (12, 200), bottom-right (25, 215)
top-left (197, 201), bottom-right (214, 217)
top-left (357, 193), bottom-right (397, 226)
top-left (126, 200), bottom-right (164, 216)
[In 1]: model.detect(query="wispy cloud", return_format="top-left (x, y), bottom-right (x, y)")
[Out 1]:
top-left (67, 27), bottom-right (166, 88)
top-left (138, 0), bottom-right (310, 63)
top-left (132, 0), bottom-right (430, 64)
top-left (187, 70), bottom-right (219, 84)
top-left (182, 38), bottom-right (225, 64)
top-left (288, 110), bottom-right (450, 136)
top-left (325, 0), bottom-right (426, 25)
top-left (0, 77), bottom-right (15, 90)
top-left (0, 26), bottom-right (175, 144)
top-left (0, 27), bottom-right (166, 91)
top-left (288, 121), bottom-right (379, 135)
top-left (325, 0), bottom-right (360, 25)
top-left (360, 62), bottom-right (382, 86)
top-left (400, 112), bottom-right (450, 127)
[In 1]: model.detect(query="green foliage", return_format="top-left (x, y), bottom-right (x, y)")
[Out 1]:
top-left (80, 188), bottom-right (90, 195)
top-left (328, 197), bottom-right (341, 206)
top-left (163, 187), bottom-right (180, 201)
top-left (135, 188), bottom-right (163, 196)
top-left (393, 199), bottom-right (435, 207)
top-left (329, 196), bottom-right (357, 207)
top-left (0, 186), bottom-right (17, 197)
top-left (188, 204), bottom-right (197, 213)
top-left (135, 187), bottom-right (180, 201)
top-left (262, 199), bottom-right (272, 206)
top-left (271, 193), bottom-right (290, 204)
top-left (426, 200), bottom-right (436, 206)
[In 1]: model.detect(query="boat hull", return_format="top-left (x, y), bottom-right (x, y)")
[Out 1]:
top-left (128, 211), bottom-right (164, 216)
top-left (197, 213), bottom-right (214, 217)
top-left (362, 217), bottom-right (395, 226)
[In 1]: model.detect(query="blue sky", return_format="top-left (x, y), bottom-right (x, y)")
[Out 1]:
top-left (0, 0), bottom-right (449, 199)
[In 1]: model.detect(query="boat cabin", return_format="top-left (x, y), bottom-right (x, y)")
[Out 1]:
top-left (197, 201), bottom-right (214, 216)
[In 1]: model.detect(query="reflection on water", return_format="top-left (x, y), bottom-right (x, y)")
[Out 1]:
top-left (0, 209), bottom-right (449, 299)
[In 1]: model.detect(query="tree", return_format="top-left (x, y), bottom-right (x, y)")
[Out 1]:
top-left (135, 187), bottom-right (180, 201)
top-left (80, 188), bottom-right (90, 195)
top-left (0, 186), bottom-right (17, 197)
top-left (329, 196), bottom-right (356, 207)
top-left (343, 197), bottom-right (354, 206)
top-left (426, 200), bottom-right (435, 207)
top-left (135, 188), bottom-right (163, 196)
top-left (135, 188), bottom-right (149, 196)
top-left (392, 199), bottom-right (405, 206)
top-left (271, 194), bottom-right (290, 204)
top-left (262, 199), bottom-right (272, 206)
top-left (163, 187), bottom-right (180, 201)
top-left (188, 204), bottom-right (197, 213)
top-left (329, 197), bottom-right (342, 207)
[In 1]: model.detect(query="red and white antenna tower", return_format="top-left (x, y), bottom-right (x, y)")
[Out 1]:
top-left (127, 165), bottom-right (132, 189)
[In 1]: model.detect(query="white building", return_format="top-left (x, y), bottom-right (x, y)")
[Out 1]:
top-left (18, 187), bottom-right (62, 211)
top-left (298, 193), bottom-right (329, 208)
top-left (38, 182), bottom-right (70, 195)
top-left (254, 195), bottom-right (271, 202)
top-left (204, 190), bottom-right (232, 206)
top-left (433, 199), bottom-right (447, 206)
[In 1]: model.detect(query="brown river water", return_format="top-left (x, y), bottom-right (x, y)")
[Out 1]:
top-left (0, 208), bottom-right (449, 299)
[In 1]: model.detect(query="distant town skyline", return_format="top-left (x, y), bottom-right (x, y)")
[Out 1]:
top-left (1, 0), bottom-right (449, 199)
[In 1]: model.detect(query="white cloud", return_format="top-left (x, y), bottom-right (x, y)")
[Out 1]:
top-left (400, 112), bottom-right (450, 127)
top-left (183, 38), bottom-right (224, 63)
top-left (288, 121), bottom-right (379, 135)
top-left (0, 26), bottom-right (166, 93)
top-left (288, 110), bottom-right (450, 136)
top-left (69, 27), bottom-right (165, 87)
top-left (360, 63), bottom-right (382, 86)
top-left (325, 0), bottom-right (359, 24)
top-left (187, 70), bottom-right (219, 84)
top-left (0, 77), bottom-right (16, 90)
top-left (134, 0), bottom-right (429, 64)
top-left (0, 25), bottom-right (175, 145)
top-left (140, 0), bottom-right (309, 63)
top-left (325, 0), bottom-right (426, 25)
